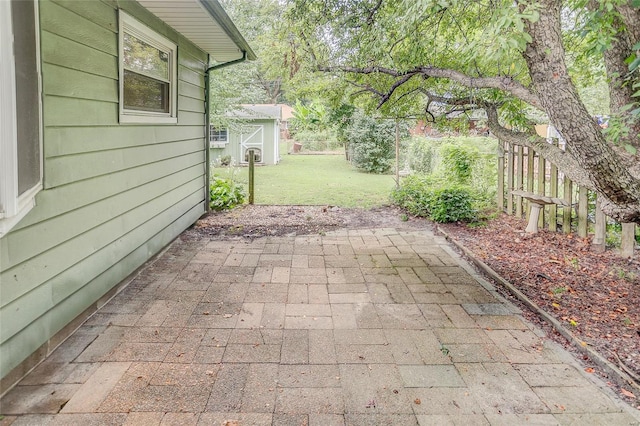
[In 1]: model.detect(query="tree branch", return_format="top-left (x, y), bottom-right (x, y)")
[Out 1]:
top-left (345, 80), bottom-right (385, 98)
top-left (317, 65), bottom-right (541, 108)
top-left (419, 90), bottom-right (480, 107)
top-left (299, 31), bottom-right (318, 64)
top-left (391, 87), bottom-right (424, 105)
top-left (484, 104), bottom-right (592, 188)
top-left (424, 110), bottom-right (436, 123)
top-left (377, 72), bottom-right (421, 107)
top-left (444, 106), bottom-right (480, 117)
top-left (366, 0), bottom-right (384, 25)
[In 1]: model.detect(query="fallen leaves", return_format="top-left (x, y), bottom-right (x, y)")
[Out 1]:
top-left (620, 389), bottom-right (636, 399)
top-left (439, 214), bottom-right (640, 382)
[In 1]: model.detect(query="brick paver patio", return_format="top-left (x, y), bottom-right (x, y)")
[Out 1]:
top-left (1, 227), bottom-right (639, 425)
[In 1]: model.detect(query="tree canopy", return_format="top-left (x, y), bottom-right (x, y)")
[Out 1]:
top-left (208, 0), bottom-right (288, 125)
top-left (285, 0), bottom-right (640, 223)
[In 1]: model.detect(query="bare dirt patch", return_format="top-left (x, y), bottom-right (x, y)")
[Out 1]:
top-left (191, 204), bottom-right (427, 238)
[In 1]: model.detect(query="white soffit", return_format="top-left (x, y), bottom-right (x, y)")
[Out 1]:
top-left (137, 0), bottom-right (255, 62)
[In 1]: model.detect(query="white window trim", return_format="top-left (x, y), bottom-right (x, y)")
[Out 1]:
top-left (209, 126), bottom-right (229, 148)
top-left (0, 0), bottom-right (43, 237)
top-left (119, 11), bottom-right (178, 124)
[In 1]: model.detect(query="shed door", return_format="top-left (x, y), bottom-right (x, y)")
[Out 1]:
top-left (240, 125), bottom-right (264, 164)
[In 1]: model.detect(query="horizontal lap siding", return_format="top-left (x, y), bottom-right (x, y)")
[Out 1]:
top-left (45, 138), bottom-right (203, 187)
top-left (0, 165), bottom-right (203, 304)
top-left (0, 0), bottom-right (208, 378)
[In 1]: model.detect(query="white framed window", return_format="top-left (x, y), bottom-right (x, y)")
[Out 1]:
top-left (0, 0), bottom-right (43, 237)
top-left (119, 11), bottom-right (177, 124)
top-left (209, 126), bottom-right (228, 148)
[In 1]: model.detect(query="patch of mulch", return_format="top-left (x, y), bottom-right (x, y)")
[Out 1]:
top-left (191, 204), bottom-right (426, 239)
top-left (439, 214), bottom-right (640, 406)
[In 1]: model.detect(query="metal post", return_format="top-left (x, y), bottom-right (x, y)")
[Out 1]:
top-left (248, 149), bottom-right (255, 205)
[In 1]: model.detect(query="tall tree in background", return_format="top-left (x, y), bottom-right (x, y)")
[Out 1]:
top-left (287, 0), bottom-right (640, 223)
top-left (209, 0), bottom-right (353, 130)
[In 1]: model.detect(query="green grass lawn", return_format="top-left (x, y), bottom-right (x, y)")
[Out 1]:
top-left (213, 155), bottom-right (396, 208)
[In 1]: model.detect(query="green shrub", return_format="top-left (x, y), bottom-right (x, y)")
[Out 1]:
top-left (345, 112), bottom-right (409, 174)
top-left (328, 103), bottom-right (356, 144)
top-left (407, 137), bottom-right (436, 174)
top-left (396, 136), bottom-right (498, 222)
top-left (351, 140), bottom-right (394, 173)
top-left (471, 152), bottom-right (498, 199)
top-left (212, 155), bottom-right (233, 167)
top-left (440, 143), bottom-right (479, 184)
top-left (390, 174), bottom-right (438, 217)
top-left (428, 186), bottom-right (476, 223)
top-left (209, 177), bottom-right (246, 211)
top-left (219, 155), bottom-right (232, 166)
top-left (391, 174), bottom-right (476, 223)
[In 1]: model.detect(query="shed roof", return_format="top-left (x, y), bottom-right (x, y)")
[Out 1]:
top-left (228, 105), bottom-right (282, 120)
top-left (137, 0), bottom-right (256, 62)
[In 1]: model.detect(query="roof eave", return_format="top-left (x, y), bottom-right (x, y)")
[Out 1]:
top-left (198, 0), bottom-right (257, 61)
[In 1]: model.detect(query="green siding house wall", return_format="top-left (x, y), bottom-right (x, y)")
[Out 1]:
top-left (0, 0), bottom-right (253, 392)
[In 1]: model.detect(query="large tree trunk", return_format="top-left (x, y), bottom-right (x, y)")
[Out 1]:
top-left (518, 0), bottom-right (640, 222)
top-left (595, 2), bottom-right (640, 149)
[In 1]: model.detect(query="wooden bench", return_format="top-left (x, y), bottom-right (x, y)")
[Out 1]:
top-left (511, 190), bottom-right (570, 233)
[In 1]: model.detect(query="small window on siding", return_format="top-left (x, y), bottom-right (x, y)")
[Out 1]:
top-left (0, 0), bottom-right (43, 237)
top-left (119, 11), bottom-right (177, 124)
top-left (210, 126), bottom-right (228, 148)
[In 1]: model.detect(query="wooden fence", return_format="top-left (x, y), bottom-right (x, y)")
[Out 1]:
top-left (497, 141), bottom-right (636, 257)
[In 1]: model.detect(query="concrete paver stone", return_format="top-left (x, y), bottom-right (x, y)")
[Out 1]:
top-left (2, 226), bottom-right (638, 425)
top-left (398, 365), bottom-right (465, 388)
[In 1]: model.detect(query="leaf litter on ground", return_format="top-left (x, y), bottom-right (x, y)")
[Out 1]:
top-left (440, 214), bottom-right (640, 407)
